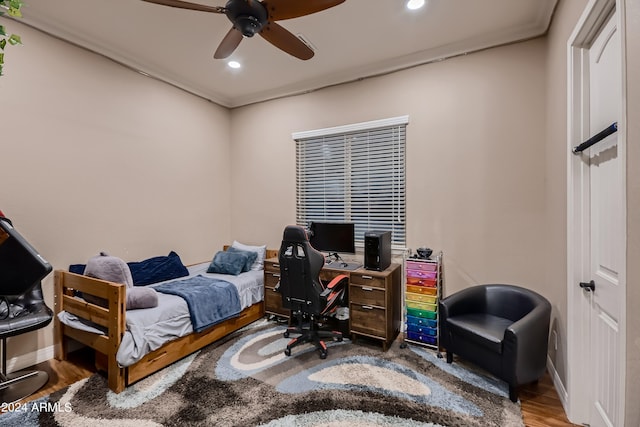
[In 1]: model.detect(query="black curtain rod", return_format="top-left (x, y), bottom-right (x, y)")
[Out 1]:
top-left (573, 122), bottom-right (618, 154)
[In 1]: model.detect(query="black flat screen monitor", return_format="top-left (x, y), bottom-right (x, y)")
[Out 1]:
top-left (0, 218), bottom-right (52, 296)
top-left (308, 221), bottom-right (355, 254)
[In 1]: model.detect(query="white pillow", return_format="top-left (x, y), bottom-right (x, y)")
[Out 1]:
top-left (231, 240), bottom-right (267, 271)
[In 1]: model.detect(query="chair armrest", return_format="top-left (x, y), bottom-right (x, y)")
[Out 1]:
top-left (503, 299), bottom-right (552, 384)
top-left (326, 274), bottom-right (349, 290)
top-left (320, 275), bottom-right (348, 314)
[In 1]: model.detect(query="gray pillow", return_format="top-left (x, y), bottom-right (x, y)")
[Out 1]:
top-left (207, 250), bottom-right (249, 275)
top-left (126, 287), bottom-right (158, 310)
top-left (83, 252), bottom-right (158, 310)
top-left (225, 246), bottom-right (258, 272)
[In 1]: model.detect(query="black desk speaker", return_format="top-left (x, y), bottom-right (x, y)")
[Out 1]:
top-left (364, 230), bottom-right (391, 271)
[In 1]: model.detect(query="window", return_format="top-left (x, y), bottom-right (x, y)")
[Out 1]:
top-left (293, 116), bottom-right (407, 249)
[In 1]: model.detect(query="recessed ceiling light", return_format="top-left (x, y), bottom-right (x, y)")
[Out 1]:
top-left (228, 61), bottom-right (241, 69)
top-left (406, 0), bottom-right (425, 10)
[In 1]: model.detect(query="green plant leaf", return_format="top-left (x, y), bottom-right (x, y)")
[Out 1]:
top-left (0, 39), bottom-right (6, 50)
top-left (8, 34), bottom-right (21, 45)
top-left (0, 25), bottom-right (6, 36)
top-left (0, 52), bottom-right (4, 65)
top-left (8, 7), bottom-right (21, 17)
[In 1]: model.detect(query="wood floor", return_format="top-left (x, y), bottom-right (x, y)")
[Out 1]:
top-left (12, 347), bottom-right (577, 426)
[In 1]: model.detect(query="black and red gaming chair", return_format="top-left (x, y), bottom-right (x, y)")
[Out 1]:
top-left (278, 225), bottom-right (347, 359)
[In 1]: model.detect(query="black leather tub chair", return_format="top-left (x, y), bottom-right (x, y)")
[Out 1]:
top-left (439, 284), bottom-right (551, 402)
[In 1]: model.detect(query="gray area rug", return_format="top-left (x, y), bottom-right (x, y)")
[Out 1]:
top-left (2, 320), bottom-right (524, 426)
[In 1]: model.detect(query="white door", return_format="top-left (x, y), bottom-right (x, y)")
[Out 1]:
top-left (585, 12), bottom-right (623, 427)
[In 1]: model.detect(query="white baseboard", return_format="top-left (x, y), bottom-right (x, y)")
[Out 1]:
top-left (6, 344), bottom-right (56, 374)
top-left (546, 355), bottom-right (569, 414)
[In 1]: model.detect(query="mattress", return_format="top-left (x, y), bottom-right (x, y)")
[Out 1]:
top-left (57, 262), bottom-right (264, 367)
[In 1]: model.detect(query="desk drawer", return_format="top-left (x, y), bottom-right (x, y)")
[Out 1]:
top-left (350, 285), bottom-right (386, 307)
top-left (350, 272), bottom-right (388, 289)
top-left (264, 286), bottom-right (288, 316)
top-left (264, 271), bottom-right (281, 289)
top-left (264, 261), bottom-right (280, 273)
top-left (350, 304), bottom-right (386, 337)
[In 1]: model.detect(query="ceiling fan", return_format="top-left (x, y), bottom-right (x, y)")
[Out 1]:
top-left (140, 0), bottom-right (345, 60)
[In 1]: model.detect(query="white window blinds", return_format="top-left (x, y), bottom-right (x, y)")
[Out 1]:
top-left (293, 116), bottom-right (407, 248)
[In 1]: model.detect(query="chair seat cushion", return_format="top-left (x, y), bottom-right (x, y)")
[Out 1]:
top-left (446, 313), bottom-right (513, 354)
top-left (0, 303), bottom-right (53, 338)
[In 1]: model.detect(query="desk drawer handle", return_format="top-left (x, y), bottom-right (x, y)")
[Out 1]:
top-left (361, 275), bottom-right (373, 280)
top-left (362, 286), bottom-right (373, 291)
top-left (272, 264), bottom-right (280, 268)
top-left (271, 273), bottom-right (280, 278)
top-left (361, 305), bottom-right (373, 310)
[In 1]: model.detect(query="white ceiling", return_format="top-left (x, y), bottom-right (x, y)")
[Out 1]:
top-left (18, 0), bottom-right (558, 108)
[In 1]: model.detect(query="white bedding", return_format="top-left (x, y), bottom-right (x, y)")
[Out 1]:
top-left (57, 262), bottom-right (264, 367)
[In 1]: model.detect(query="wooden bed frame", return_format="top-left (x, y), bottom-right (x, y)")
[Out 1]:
top-left (53, 248), bottom-right (279, 393)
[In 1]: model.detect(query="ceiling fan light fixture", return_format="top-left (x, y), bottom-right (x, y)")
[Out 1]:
top-left (236, 15), bottom-right (263, 37)
top-left (406, 0), bottom-right (425, 10)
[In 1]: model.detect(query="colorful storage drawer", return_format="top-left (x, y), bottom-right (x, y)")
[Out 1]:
top-left (407, 331), bottom-right (437, 345)
top-left (406, 277), bottom-right (437, 287)
top-left (406, 269), bottom-right (437, 280)
top-left (406, 324), bottom-right (437, 336)
top-left (406, 284), bottom-right (437, 295)
top-left (405, 260), bottom-right (437, 272)
top-left (404, 253), bottom-right (441, 349)
top-left (406, 300), bottom-right (437, 312)
top-left (406, 292), bottom-right (437, 304)
top-left (406, 315), bottom-right (437, 328)
top-left (406, 307), bottom-right (437, 320)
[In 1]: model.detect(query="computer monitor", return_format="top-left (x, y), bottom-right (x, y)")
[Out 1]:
top-left (0, 217), bottom-right (52, 296)
top-left (308, 221), bottom-right (356, 255)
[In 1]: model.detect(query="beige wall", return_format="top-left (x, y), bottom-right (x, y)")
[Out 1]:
top-left (543, 0), bottom-right (589, 392)
top-left (230, 42), bottom-right (549, 294)
top-left (0, 20), bottom-right (232, 362)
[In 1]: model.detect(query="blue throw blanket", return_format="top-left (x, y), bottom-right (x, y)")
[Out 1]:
top-left (153, 275), bottom-right (241, 333)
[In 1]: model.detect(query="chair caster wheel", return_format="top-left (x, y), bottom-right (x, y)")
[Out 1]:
top-left (284, 331), bottom-right (290, 338)
top-left (320, 351), bottom-right (327, 359)
top-left (337, 336), bottom-right (343, 342)
top-left (400, 342), bottom-right (407, 349)
top-left (284, 348), bottom-right (291, 356)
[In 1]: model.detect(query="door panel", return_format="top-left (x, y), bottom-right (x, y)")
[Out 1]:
top-left (588, 12), bottom-right (622, 427)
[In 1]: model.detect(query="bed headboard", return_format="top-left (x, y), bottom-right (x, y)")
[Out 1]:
top-left (223, 245), bottom-right (278, 261)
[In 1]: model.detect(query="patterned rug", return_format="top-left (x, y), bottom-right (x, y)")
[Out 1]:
top-left (2, 320), bottom-right (523, 426)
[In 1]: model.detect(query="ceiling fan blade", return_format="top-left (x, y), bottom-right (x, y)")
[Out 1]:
top-left (214, 27), bottom-right (244, 59)
top-left (140, 0), bottom-right (225, 14)
top-left (262, 0), bottom-right (345, 21)
top-left (259, 22), bottom-right (314, 60)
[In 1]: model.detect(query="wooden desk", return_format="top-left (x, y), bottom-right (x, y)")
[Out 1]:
top-left (263, 258), bottom-right (401, 351)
